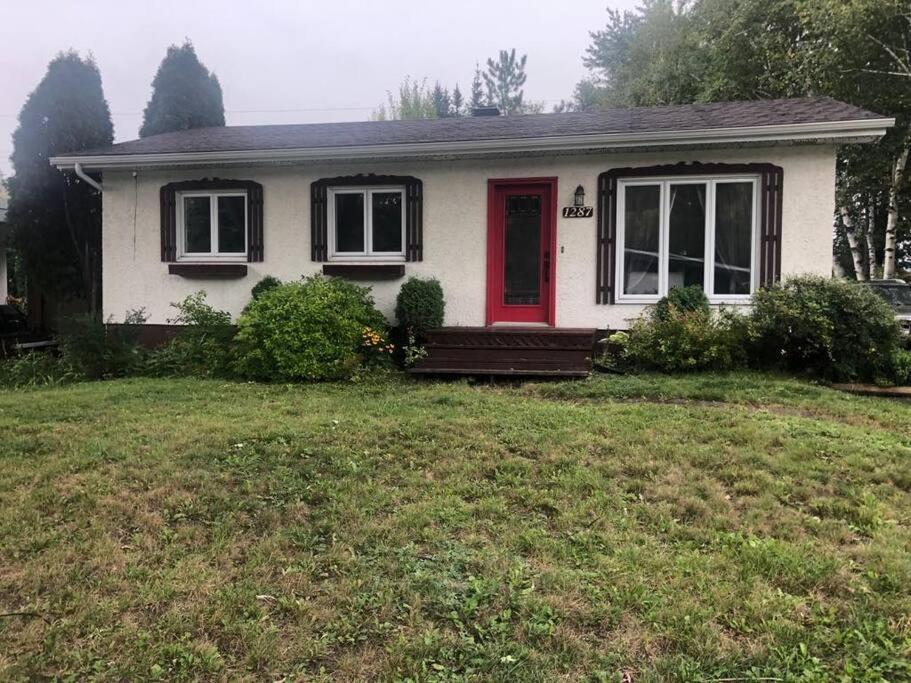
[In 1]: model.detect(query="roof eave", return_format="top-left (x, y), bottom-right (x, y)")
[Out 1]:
top-left (50, 118), bottom-right (895, 171)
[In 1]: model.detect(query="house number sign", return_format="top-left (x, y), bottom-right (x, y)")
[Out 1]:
top-left (562, 206), bottom-right (593, 218)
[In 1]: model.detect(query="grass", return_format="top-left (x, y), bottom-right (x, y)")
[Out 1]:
top-left (0, 371), bottom-right (909, 681)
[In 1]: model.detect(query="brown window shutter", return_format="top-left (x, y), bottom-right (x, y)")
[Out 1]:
top-left (758, 166), bottom-right (784, 287)
top-left (310, 181), bottom-right (328, 261)
top-left (247, 182), bottom-right (264, 262)
top-left (595, 172), bottom-right (617, 304)
top-left (311, 174), bottom-right (423, 262)
top-left (160, 184), bottom-right (177, 262)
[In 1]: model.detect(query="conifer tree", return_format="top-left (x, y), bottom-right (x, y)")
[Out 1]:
top-left (140, 41), bottom-right (225, 137)
top-left (6, 51), bottom-right (113, 313)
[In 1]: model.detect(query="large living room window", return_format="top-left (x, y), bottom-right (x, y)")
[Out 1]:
top-left (177, 190), bottom-right (247, 260)
top-left (328, 187), bottom-right (405, 260)
top-left (616, 176), bottom-right (758, 303)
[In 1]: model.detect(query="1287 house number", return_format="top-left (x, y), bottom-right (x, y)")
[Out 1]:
top-left (562, 206), bottom-right (593, 218)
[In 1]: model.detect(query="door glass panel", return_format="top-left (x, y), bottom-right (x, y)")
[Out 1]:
top-left (184, 196), bottom-right (211, 253)
top-left (668, 183), bottom-right (706, 290)
top-left (623, 185), bottom-right (660, 295)
top-left (335, 192), bottom-right (365, 253)
top-left (714, 182), bottom-right (753, 295)
top-left (371, 191), bottom-right (402, 252)
top-left (504, 194), bottom-right (541, 305)
top-left (217, 195), bottom-right (246, 254)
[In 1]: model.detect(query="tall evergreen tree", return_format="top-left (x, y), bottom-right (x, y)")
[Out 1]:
top-left (483, 49), bottom-right (528, 114)
top-left (140, 41), bottom-right (225, 137)
top-left (6, 51), bottom-right (113, 315)
top-left (431, 82), bottom-right (453, 118)
top-left (469, 64), bottom-right (486, 110)
top-left (451, 84), bottom-right (465, 116)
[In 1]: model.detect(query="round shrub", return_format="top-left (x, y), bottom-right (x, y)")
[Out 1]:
top-left (233, 275), bottom-right (387, 381)
top-left (750, 275), bottom-right (901, 382)
top-left (395, 277), bottom-right (445, 336)
top-left (251, 275), bottom-right (282, 300)
top-left (653, 285), bottom-right (710, 322)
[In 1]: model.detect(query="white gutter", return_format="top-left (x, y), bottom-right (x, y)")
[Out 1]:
top-left (73, 162), bottom-right (103, 192)
top-left (50, 117), bottom-right (895, 171)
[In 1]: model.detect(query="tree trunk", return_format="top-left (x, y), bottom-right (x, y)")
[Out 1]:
top-left (866, 201), bottom-right (878, 279)
top-left (883, 143), bottom-right (910, 279)
top-left (840, 205), bottom-right (867, 280)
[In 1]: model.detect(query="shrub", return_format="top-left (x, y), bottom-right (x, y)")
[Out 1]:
top-left (654, 285), bottom-right (710, 322)
top-left (750, 276), bottom-right (901, 382)
top-left (0, 352), bottom-right (77, 389)
top-left (57, 309), bottom-right (147, 380)
top-left (395, 277), bottom-right (445, 337)
top-left (888, 348), bottom-right (911, 386)
top-left (143, 292), bottom-right (234, 378)
top-left (620, 305), bottom-right (750, 373)
top-left (251, 275), bottom-right (282, 300)
top-left (233, 275), bottom-right (387, 381)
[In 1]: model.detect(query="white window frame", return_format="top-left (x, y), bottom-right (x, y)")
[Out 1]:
top-left (177, 190), bottom-right (248, 261)
top-left (615, 175), bottom-right (759, 304)
top-left (327, 186), bottom-right (406, 262)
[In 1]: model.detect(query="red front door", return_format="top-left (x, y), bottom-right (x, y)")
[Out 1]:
top-left (487, 178), bottom-right (557, 325)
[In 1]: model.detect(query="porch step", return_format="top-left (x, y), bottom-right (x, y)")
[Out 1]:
top-left (409, 327), bottom-right (598, 377)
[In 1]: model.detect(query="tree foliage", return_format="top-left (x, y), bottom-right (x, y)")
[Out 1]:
top-left (483, 49), bottom-right (529, 115)
top-left (6, 51), bottom-right (113, 313)
top-left (577, 0), bottom-right (911, 278)
top-left (371, 77), bottom-right (437, 120)
top-left (140, 41), bottom-right (225, 138)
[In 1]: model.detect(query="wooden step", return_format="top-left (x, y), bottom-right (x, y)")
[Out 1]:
top-left (410, 327), bottom-right (597, 377)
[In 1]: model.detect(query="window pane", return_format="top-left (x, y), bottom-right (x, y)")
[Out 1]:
top-left (504, 194), bottom-right (541, 305)
top-left (217, 196), bottom-right (246, 254)
top-left (668, 183), bottom-right (706, 290)
top-left (371, 191), bottom-right (402, 252)
top-left (623, 185), bottom-right (661, 295)
top-left (714, 182), bottom-right (753, 295)
top-left (184, 196), bottom-right (211, 253)
top-left (335, 193), bottom-right (365, 252)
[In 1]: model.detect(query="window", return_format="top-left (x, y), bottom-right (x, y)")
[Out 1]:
top-left (327, 187), bottom-right (405, 260)
top-left (616, 176), bottom-right (758, 303)
top-left (177, 191), bottom-right (248, 260)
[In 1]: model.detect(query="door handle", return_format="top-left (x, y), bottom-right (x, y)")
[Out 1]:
top-left (543, 250), bottom-right (551, 283)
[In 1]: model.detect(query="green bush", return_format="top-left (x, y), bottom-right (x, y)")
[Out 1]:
top-left (654, 284), bottom-right (710, 322)
top-left (233, 275), bottom-right (387, 381)
top-left (251, 275), bottom-right (282, 300)
top-left (619, 305), bottom-right (750, 373)
top-left (57, 309), bottom-right (147, 380)
top-left (888, 348), bottom-right (911, 386)
top-left (750, 276), bottom-right (901, 382)
top-left (0, 352), bottom-right (77, 389)
top-left (143, 292), bottom-right (234, 378)
top-left (395, 277), bottom-right (445, 336)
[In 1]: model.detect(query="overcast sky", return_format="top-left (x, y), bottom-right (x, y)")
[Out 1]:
top-left (0, 0), bottom-right (640, 177)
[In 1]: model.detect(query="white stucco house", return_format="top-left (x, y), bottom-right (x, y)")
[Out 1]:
top-left (50, 98), bottom-right (892, 374)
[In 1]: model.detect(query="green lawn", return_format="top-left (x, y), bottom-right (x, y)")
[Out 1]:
top-left (0, 373), bottom-right (909, 681)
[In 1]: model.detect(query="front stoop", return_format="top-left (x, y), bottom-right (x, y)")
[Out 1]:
top-left (409, 327), bottom-right (598, 377)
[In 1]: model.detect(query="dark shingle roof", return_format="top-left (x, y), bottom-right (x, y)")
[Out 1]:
top-left (65, 97), bottom-right (887, 159)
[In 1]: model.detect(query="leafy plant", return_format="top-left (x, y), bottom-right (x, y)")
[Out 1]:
top-left (619, 305), bottom-right (750, 373)
top-left (750, 276), bottom-right (901, 382)
top-left (0, 352), bottom-right (78, 389)
top-left (143, 292), bottom-right (234, 378)
top-left (395, 277), bottom-right (445, 338)
top-left (233, 275), bottom-right (387, 381)
top-left (251, 275), bottom-right (282, 301)
top-left (57, 310), bottom-right (148, 380)
top-left (654, 284), bottom-right (710, 322)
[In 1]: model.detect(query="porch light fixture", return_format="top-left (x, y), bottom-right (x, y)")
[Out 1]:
top-left (574, 185), bottom-right (585, 207)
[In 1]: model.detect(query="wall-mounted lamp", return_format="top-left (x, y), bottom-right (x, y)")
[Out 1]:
top-left (574, 185), bottom-right (585, 207)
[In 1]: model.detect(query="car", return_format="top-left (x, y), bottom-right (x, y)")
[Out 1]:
top-left (865, 279), bottom-right (911, 339)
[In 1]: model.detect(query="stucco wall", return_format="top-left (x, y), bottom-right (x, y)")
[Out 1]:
top-left (101, 144), bottom-right (837, 328)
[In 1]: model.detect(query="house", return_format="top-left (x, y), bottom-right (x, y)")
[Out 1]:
top-left (50, 98), bottom-right (892, 374)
